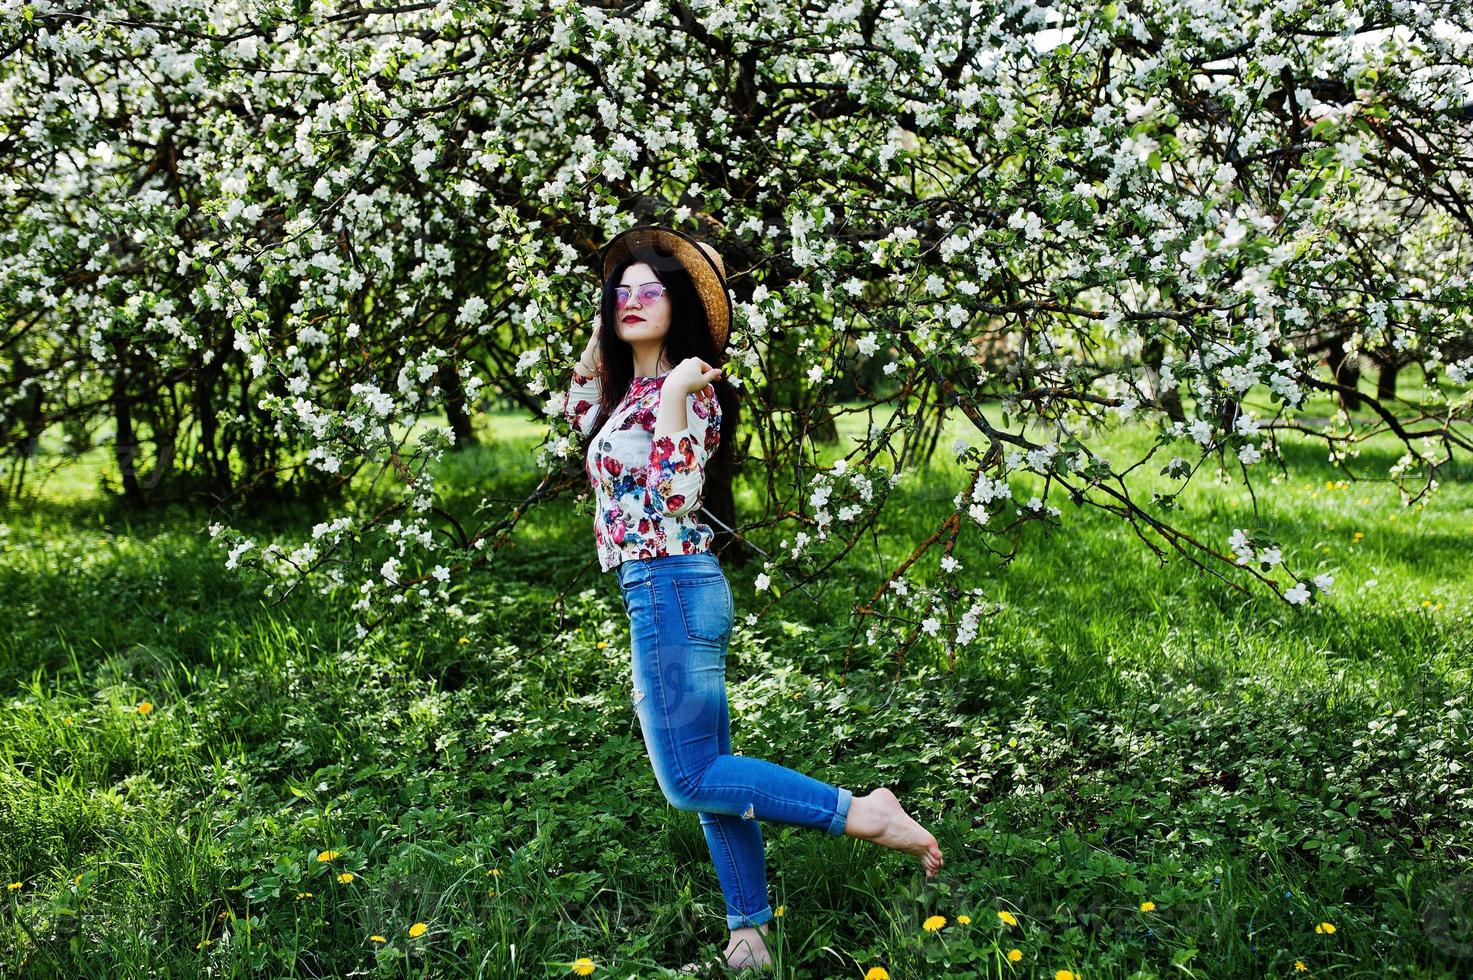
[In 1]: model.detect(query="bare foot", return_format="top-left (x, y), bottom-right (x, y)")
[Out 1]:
top-left (843, 787), bottom-right (945, 877)
top-left (724, 921), bottom-right (772, 972)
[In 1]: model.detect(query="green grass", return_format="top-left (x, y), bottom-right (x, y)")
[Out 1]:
top-left (1, 399), bottom-right (1470, 978)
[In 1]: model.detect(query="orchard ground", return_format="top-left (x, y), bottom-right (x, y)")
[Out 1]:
top-left (2, 386), bottom-right (1470, 978)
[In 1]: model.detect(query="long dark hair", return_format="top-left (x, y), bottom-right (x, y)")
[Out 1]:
top-left (588, 240), bottom-right (741, 471)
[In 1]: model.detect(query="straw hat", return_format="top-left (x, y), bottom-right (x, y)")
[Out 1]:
top-left (601, 224), bottom-right (732, 350)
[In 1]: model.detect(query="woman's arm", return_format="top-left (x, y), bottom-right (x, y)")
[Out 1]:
top-left (563, 311), bottom-right (604, 437)
top-left (645, 382), bottom-right (721, 519)
top-left (563, 361), bottom-right (603, 438)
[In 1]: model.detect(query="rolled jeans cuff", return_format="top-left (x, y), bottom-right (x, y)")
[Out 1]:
top-left (727, 904), bottom-right (775, 930)
top-left (826, 786), bottom-right (853, 836)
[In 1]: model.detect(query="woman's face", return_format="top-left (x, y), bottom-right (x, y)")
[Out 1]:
top-left (613, 262), bottom-right (671, 345)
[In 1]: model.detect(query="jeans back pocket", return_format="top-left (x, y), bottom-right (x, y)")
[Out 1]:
top-left (671, 575), bottom-right (733, 645)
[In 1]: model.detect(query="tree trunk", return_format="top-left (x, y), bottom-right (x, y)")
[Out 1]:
top-left (706, 439), bottom-right (761, 568)
top-left (1377, 360), bottom-right (1401, 403)
top-left (15, 355), bottom-right (44, 458)
top-left (1217, 395), bottom-right (1242, 440)
top-left (1325, 338), bottom-right (1362, 412)
top-left (1142, 336), bottom-right (1185, 422)
top-left (195, 356), bottom-right (232, 495)
top-left (440, 361), bottom-right (477, 448)
top-left (136, 397), bottom-right (176, 495)
top-left (111, 350), bottom-right (144, 506)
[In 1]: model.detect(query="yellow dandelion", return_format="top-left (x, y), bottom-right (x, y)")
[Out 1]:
top-left (1324, 480), bottom-right (1334, 489)
top-left (572, 956), bottom-right (596, 976)
top-left (370, 935), bottom-right (387, 943)
top-left (73, 873), bottom-right (83, 885)
top-left (922, 914), bottom-right (947, 932)
top-left (458, 637), bottom-right (469, 645)
top-left (137, 701), bottom-right (153, 715)
top-left (864, 968), bottom-right (891, 980)
top-left (1315, 921), bottom-right (1335, 934)
top-left (997, 909), bottom-right (1018, 927)
top-left (1007, 948), bottom-right (1023, 962)
top-left (956, 914), bottom-right (971, 924)
top-left (7, 882), bottom-right (22, 891)
top-left (408, 922), bottom-right (428, 938)
top-left (1435, 603), bottom-right (1443, 610)
top-left (1139, 901), bottom-right (1156, 912)
top-left (1295, 962), bottom-right (1307, 972)
top-left (596, 641), bottom-right (608, 649)
top-left (486, 867), bottom-right (501, 876)
top-left (1056, 971), bottom-right (1078, 980)
top-left (317, 850), bottom-right (340, 862)
top-left (295, 891), bottom-right (313, 899)
top-left (775, 905), bottom-right (785, 917)
top-left (1422, 600), bottom-right (1432, 608)
top-left (337, 872), bottom-right (355, 883)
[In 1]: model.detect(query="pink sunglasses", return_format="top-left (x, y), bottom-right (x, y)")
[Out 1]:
top-left (614, 283), bottom-right (667, 309)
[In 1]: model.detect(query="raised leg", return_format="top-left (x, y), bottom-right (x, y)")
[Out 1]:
top-left (634, 639), bottom-right (853, 837)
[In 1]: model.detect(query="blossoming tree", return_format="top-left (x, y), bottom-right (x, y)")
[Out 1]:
top-left (2, 0), bottom-right (1470, 647)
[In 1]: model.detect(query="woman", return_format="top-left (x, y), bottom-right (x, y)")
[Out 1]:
top-left (562, 225), bottom-right (944, 972)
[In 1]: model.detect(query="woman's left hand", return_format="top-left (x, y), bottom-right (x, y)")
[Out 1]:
top-left (665, 356), bottom-right (722, 396)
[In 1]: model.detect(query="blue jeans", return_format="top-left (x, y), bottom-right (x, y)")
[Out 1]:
top-left (616, 551), bottom-right (854, 930)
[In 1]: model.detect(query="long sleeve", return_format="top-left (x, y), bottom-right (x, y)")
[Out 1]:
top-left (563, 363), bottom-right (603, 438)
top-left (645, 382), bottom-right (721, 519)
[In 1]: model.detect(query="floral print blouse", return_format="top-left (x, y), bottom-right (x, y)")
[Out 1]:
top-left (563, 365), bottom-right (723, 573)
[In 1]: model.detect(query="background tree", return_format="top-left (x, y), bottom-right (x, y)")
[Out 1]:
top-left (1, 0), bottom-right (1470, 646)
